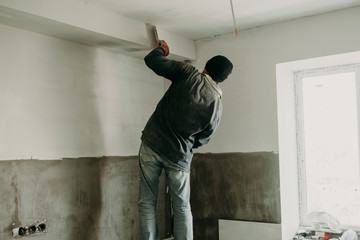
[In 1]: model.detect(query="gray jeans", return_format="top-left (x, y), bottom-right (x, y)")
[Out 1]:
top-left (138, 142), bottom-right (193, 240)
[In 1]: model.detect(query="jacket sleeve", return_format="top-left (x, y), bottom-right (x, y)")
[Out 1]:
top-left (144, 47), bottom-right (189, 82)
top-left (193, 118), bottom-right (221, 149)
top-left (193, 129), bottom-right (215, 148)
top-left (193, 98), bottom-right (222, 149)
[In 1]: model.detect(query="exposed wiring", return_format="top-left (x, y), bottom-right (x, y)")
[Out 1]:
top-left (230, 0), bottom-right (238, 36)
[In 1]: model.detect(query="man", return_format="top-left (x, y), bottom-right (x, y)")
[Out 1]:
top-left (138, 40), bottom-right (233, 240)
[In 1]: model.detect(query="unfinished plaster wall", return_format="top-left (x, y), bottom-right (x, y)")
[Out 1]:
top-left (191, 152), bottom-right (280, 239)
top-left (0, 157), bottom-right (167, 240)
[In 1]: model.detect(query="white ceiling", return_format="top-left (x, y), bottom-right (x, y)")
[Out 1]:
top-left (85, 0), bottom-right (360, 40)
top-left (0, 0), bottom-right (359, 60)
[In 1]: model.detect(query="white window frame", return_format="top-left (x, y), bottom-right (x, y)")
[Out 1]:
top-left (276, 50), bottom-right (360, 240)
top-left (294, 63), bottom-right (360, 227)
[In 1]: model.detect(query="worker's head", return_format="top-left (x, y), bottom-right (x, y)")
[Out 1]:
top-left (204, 55), bottom-right (233, 83)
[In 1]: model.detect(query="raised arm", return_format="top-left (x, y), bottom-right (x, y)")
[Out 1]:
top-left (144, 40), bottom-right (188, 82)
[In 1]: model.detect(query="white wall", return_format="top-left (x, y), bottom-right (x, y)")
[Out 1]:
top-left (2, 6), bottom-right (360, 160)
top-left (0, 24), bottom-right (164, 160)
top-left (194, 6), bottom-right (360, 154)
top-left (219, 219), bottom-right (281, 240)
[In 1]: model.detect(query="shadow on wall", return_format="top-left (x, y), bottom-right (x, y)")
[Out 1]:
top-left (63, 158), bottom-right (103, 240)
top-left (0, 157), bottom-right (167, 240)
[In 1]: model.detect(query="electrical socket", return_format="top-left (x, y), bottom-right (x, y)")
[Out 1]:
top-left (12, 220), bottom-right (47, 237)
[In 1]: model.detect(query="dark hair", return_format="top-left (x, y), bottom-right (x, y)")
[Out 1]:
top-left (205, 55), bottom-right (233, 82)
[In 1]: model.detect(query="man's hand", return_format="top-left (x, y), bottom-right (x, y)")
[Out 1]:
top-left (157, 40), bottom-right (169, 56)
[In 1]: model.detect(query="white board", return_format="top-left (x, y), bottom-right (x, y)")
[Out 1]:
top-left (219, 219), bottom-right (282, 240)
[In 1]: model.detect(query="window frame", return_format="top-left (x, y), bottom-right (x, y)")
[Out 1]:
top-left (294, 63), bottom-right (360, 228)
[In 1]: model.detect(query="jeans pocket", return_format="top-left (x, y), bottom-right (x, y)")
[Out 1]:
top-left (139, 152), bottom-right (157, 164)
top-left (139, 142), bottom-right (160, 164)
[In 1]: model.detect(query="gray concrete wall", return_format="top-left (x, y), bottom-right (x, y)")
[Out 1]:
top-left (0, 152), bottom-right (279, 240)
top-left (0, 157), bottom-right (167, 240)
top-left (191, 152), bottom-right (280, 240)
